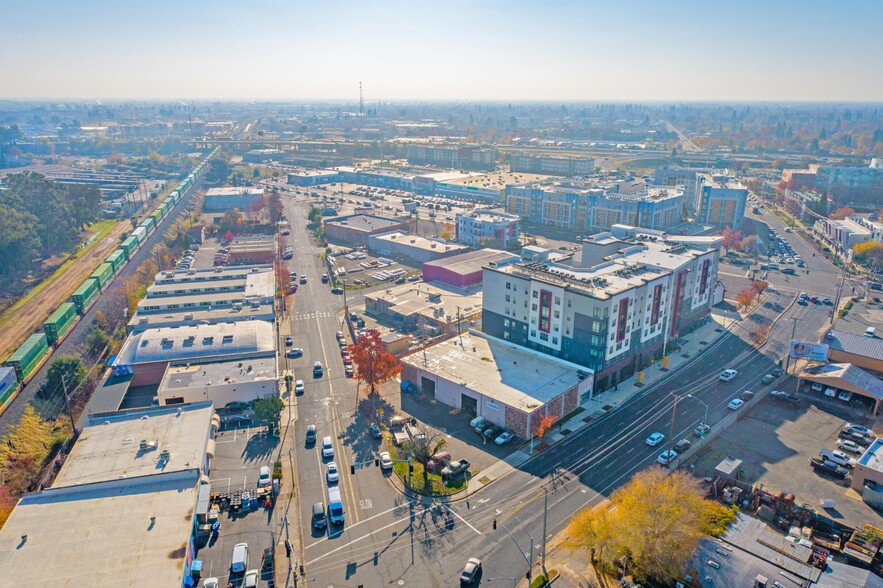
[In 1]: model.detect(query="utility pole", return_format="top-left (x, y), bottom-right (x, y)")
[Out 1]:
top-left (784, 316), bottom-right (799, 373)
top-left (667, 393), bottom-right (679, 461)
top-left (541, 488), bottom-right (549, 576)
top-left (61, 374), bottom-right (78, 436)
top-left (456, 305), bottom-right (463, 346)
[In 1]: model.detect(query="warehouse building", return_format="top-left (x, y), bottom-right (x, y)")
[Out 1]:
top-left (287, 169), bottom-right (339, 186)
top-left (324, 214), bottom-right (410, 246)
top-left (113, 321), bottom-right (276, 386)
top-left (127, 302), bottom-right (275, 334)
top-left (401, 332), bottom-right (593, 438)
top-left (421, 249), bottom-right (518, 287)
top-left (227, 235), bottom-right (276, 265)
top-left (823, 329), bottom-right (883, 375)
top-left (157, 356), bottom-right (277, 406)
top-left (0, 403), bottom-right (215, 588)
top-left (203, 187), bottom-right (264, 213)
top-left (368, 231), bottom-right (469, 263)
top-left (364, 281), bottom-right (483, 335)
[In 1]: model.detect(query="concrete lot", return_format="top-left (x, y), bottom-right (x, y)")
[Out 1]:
top-left (196, 421), bottom-right (280, 587)
top-left (328, 246), bottom-right (419, 288)
top-left (836, 296), bottom-right (883, 335)
top-left (691, 387), bottom-right (883, 528)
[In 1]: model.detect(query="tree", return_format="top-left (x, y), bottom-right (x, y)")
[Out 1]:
top-left (252, 395), bottom-right (284, 434)
top-left (852, 241), bottom-right (883, 266)
top-left (44, 355), bottom-right (86, 399)
top-left (720, 226), bottom-right (742, 254)
top-left (736, 287), bottom-right (757, 309)
top-left (750, 280), bottom-right (769, 294)
top-left (307, 205), bottom-right (323, 226)
top-left (740, 234), bottom-right (760, 256)
top-left (348, 329), bottom-right (403, 396)
top-left (409, 428), bottom-right (447, 482)
top-left (829, 205), bottom-right (856, 220)
top-left (565, 468), bottom-right (737, 584)
top-left (84, 325), bottom-right (111, 357)
top-left (750, 325), bottom-right (771, 344)
top-left (533, 413), bottom-right (558, 443)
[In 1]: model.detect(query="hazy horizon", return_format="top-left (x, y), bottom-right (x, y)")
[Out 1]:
top-left (3, 0), bottom-right (883, 102)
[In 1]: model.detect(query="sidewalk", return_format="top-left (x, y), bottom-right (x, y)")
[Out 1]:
top-left (464, 316), bottom-right (732, 496)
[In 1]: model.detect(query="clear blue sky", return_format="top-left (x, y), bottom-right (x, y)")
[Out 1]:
top-left (3, 0), bottom-right (882, 101)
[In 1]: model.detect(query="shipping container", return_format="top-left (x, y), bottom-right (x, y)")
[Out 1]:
top-left (140, 216), bottom-right (156, 233)
top-left (5, 333), bottom-right (49, 382)
top-left (44, 302), bottom-right (77, 345)
top-left (120, 236), bottom-right (139, 258)
top-left (105, 249), bottom-right (126, 272)
top-left (150, 209), bottom-right (163, 225)
top-left (131, 226), bottom-right (147, 244)
top-left (159, 201), bottom-right (170, 217)
top-left (71, 277), bottom-right (100, 314)
top-left (169, 191), bottom-right (179, 204)
top-left (90, 262), bottom-right (114, 290)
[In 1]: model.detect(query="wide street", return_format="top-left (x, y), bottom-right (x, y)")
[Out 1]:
top-left (283, 193), bottom-right (854, 587)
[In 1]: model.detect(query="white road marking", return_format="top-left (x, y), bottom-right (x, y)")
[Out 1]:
top-left (444, 504), bottom-right (482, 536)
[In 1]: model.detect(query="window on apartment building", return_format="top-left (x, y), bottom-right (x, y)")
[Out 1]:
top-left (554, 296), bottom-right (561, 305)
top-left (506, 282), bottom-right (511, 290)
top-left (505, 294), bottom-right (511, 303)
top-left (539, 332), bottom-right (549, 341)
top-left (532, 290), bottom-right (538, 298)
top-left (532, 303), bottom-right (538, 311)
top-left (504, 319), bottom-right (510, 327)
top-left (531, 329), bottom-right (537, 337)
top-left (503, 331), bottom-right (510, 340)
top-left (568, 300), bottom-right (572, 307)
top-left (552, 336), bottom-right (558, 345)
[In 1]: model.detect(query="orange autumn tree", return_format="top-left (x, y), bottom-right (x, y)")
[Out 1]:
top-left (348, 329), bottom-right (402, 396)
top-left (533, 413), bottom-right (558, 443)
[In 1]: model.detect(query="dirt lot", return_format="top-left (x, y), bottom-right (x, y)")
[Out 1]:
top-left (0, 219), bottom-right (127, 360)
top-left (691, 390), bottom-right (883, 528)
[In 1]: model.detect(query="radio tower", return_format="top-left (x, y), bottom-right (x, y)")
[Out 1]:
top-left (359, 81), bottom-right (364, 118)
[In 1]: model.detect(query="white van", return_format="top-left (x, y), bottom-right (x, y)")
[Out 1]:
top-left (820, 449), bottom-right (856, 468)
top-left (720, 369), bottom-right (738, 382)
top-left (865, 327), bottom-right (876, 338)
top-left (231, 542), bottom-right (248, 573)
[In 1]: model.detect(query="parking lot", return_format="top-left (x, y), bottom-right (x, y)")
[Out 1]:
top-left (691, 387), bottom-right (881, 528)
top-left (195, 419), bottom-right (280, 587)
top-left (327, 245), bottom-right (420, 288)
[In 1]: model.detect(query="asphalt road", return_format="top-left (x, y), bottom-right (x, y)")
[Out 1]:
top-left (291, 203), bottom-right (853, 586)
top-left (0, 177), bottom-right (205, 431)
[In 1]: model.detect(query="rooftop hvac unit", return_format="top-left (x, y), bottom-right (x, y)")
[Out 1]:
top-left (159, 449), bottom-right (171, 461)
top-left (139, 439), bottom-right (158, 451)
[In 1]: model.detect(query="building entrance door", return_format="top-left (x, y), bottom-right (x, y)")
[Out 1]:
top-left (461, 394), bottom-right (478, 417)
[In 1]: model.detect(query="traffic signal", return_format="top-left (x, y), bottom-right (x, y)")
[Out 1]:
top-left (408, 463), bottom-right (414, 473)
top-left (492, 518), bottom-right (497, 530)
top-left (351, 464), bottom-right (356, 475)
top-left (375, 458), bottom-right (380, 467)
top-left (285, 539), bottom-right (292, 558)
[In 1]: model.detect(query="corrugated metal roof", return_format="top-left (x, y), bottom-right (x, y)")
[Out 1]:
top-left (800, 362), bottom-right (883, 401)
top-left (826, 329), bottom-right (883, 361)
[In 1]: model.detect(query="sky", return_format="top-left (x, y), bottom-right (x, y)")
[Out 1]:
top-left (2, 0), bottom-right (883, 102)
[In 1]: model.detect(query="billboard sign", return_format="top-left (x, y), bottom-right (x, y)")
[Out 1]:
top-left (789, 340), bottom-right (829, 362)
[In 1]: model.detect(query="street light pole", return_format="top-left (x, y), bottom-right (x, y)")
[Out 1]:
top-left (784, 316), bottom-right (799, 373)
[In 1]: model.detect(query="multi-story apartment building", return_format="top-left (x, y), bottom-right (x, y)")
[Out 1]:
top-left (505, 180), bottom-right (683, 233)
top-left (455, 209), bottom-right (521, 248)
top-left (406, 144), bottom-right (498, 171)
top-left (482, 229), bottom-right (721, 390)
top-left (813, 216), bottom-right (883, 252)
top-left (509, 153), bottom-right (595, 176)
top-left (695, 172), bottom-right (748, 228)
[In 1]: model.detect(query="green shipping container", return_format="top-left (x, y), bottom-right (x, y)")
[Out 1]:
top-left (71, 277), bottom-right (99, 314)
top-left (5, 333), bottom-right (49, 382)
top-left (105, 249), bottom-right (126, 273)
top-left (121, 236), bottom-right (139, 258)
top-left (90, 262), bottom-right (114, 290)
top-left (140, 216), bottom-right (156, 233)
top-left (150, 210), bottom-right (163, 225)
top-left (44, 302), bottom-right (77, 345)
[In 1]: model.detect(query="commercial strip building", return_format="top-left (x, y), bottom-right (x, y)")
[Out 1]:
top-left (114, 321), bottom-right (276, 386)
top-left (364, 281), bottom-right (483, 336)
top-left (135, 267), bottom-right (275, 315)
top-left (400, 332), bottom-right (593, 438)
top-left (481, 228), bottom-right (722, 390)
top-left (368, 231), bottom-right (469, 264)
top-left (227, 234), bottom-right (276, 265)
top-left (0, 403), bottom-right (215, 587)
top-left (506, 179), bottom-right (684, 233)
top-left (203, 187), bottom-right (264, 213)
top-left (797, 362), bottom-right (883, 416)
top-left (455, 209), bottom-right (521, 248)
top-left (813, 216), bottom-right (882, 252)
top-left (422, 249), bottom-right (519, 287)
top-left (823, 329), bottom-right (883, 374)
top-left (127, 302), bottom-right (275, 334)
top-left (509, 153), bottom-right (595, 176)
top-left (287, 169), bottom-right (339, 186)
top-left (852, 438), bottom-right (883, 507)
top-left (324, 214), bottom-right (410, 246)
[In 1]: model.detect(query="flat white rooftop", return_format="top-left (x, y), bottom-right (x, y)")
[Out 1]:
top-left (403, 333), bottom-right (587, 411)
top-left (0, 472), bottom-right (198, 588)
top-left (206, 186), bottom-right (263, 196)
top-left (160, 357), bottom-right (277, 393)
top-left (53, 402), bottom-right (213, 488)
top-left (128, 303), bottom-right (275, 332)
top-left (372, 231), bottom-right (469, 254)
top-left (366, 281), bottom-right (483, 321)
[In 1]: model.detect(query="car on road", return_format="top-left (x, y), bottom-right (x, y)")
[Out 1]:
top-left (295, 379), bottom-right (305, 394)
top-left (727, 398), bottom-right (745, 410)
top-left (836, 439), bottom-right (866, 454)
top-left (285, 336), bottom-right (293, 347)
top-left (305, 425), bottom-right (316, 444)
top-left (645, 432), bottom-right (665, 447)
top-left (495, 431), bottom-right (515, 445)
top-left (300, 275), bottom-right (307, 284)
top-left (822, 297), bottom-right (832, 305)
top-left (441, 459), bottom-right (471, 478)
top-left (312, 501), bottom-right (328, 530)
top-left (844, 423), bottom-right (874, 437)
top-left (326, 462), bottom-right (339, 484)
top-left (321, 436), bottom-right (334, 459)
top-left (258, 465), bottom-right (271, 487)
top-left (331, 287), bottom-right (344, 295)
top-left (379, 451), bottom-right (393, 470)
top-left (720, 369), bottom-right (738, 382)
top-left (313, 361), bottom-right (323, 377)
top-left (771, 367), bottom-right (783, 377)
top-left (286, 347), bottom-right (303, 358)
top-left (694, 423), bottom-right (711, 437)
top-left (370, 423), bottom-right (382, 439)
top-left (761, 374), bottom-right (775, 384)
top-left (345, 364), bottom-right (354, 377)
top-left (657, 449), bottom-right (678, 465)
top-left (243, 569), bottom-right (259, 588)
top-left (460, 558), bottom-right (482, 584)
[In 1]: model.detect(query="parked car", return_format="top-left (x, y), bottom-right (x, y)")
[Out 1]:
top-left (657, 450), bottom-right (678, 465)
top-left (495, 431), bottom-right (515, 445)
top-left (482, 426), bottom-right (500, 439)
top-left (470, 416), bottom-right (487, 432)
top-left (727, 398), bottom-right (745, 410)
top-left (441, 459), bottom-right (471, 478)
top-left (231, 543), bottom-right (249, 573)
top-left (243, 569), bottom-right (258, 588)
top-left (820, 449), bottom-right (856, 468)
top-left (203, 578), bottom-right (219, 588)
top-left (345, 365), bottom-right (354, 377)
top-left (460, 558), bottom-right (482, 585)
top-left (844, 423), bottom-right (874, 437)
top-left (645, 432), bottom-right (665, 447)
top-left (674, 439), bottom-right (692, 453)
top-left (839, 430), bottom-right (871, 445)
top-left (836, 439), bottom-right (866, 454)
top-left (694, 423), bottom-right (711, 437)
top-left (258, 465), bottom-right (271, 487)
top-left (770, 390), bottom-right (800, 404)
top-left (761, 374), bottom-right (775, 384)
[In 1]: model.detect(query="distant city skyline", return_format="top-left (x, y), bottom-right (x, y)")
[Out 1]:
top-left (3, 0), bottom-right (883, 102)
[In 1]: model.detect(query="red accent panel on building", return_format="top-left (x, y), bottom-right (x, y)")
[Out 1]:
top-left (671, 270), bottom-right (686, 338)
top-left (615, 298), bottom-right (629, 342)
top-left (539, 290), bottom-right (552, 333)
top-left (699, 259), bottom-right (710, 295)
top-left (650, 284), bottom-right (662, 326)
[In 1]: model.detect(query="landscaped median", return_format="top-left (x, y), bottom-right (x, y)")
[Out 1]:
top-left (385, 435), bottom-right (470, 496)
